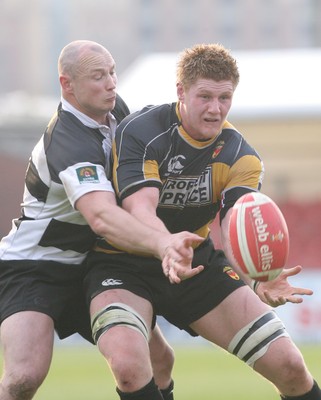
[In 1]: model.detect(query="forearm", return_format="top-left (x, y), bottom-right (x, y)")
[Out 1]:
top-left (76, 191), bottom-right (167, 258)
top-left (126, 208), bottom-right (168, 234)
top-left (94, 203), bottom-right (168, 257)
top-left (122, 187), bottom-right (169, 234)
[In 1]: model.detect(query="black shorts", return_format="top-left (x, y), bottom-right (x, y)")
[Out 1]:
top-left (0, 260), bottom-right (93, 343)
top-left (84, 238), bottom-right (246, 336)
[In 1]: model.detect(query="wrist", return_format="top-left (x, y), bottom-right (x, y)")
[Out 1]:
top-left (250, 280), bottom-right (261, 293)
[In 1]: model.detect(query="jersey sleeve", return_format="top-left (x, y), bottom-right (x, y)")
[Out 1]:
top-left (60, 163), bottom-right (114, 208)
top-left (45, 110), bottom-right (115, 208)
top-left (219, 152), bottom-right (264, 222)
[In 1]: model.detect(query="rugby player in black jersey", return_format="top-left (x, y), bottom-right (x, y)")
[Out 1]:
top-left (84, 43), bottom-right (320, 400)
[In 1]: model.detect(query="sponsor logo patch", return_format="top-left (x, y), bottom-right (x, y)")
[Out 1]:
top-left (76, 166), bottom-right (100, 184)
top-left (159, 166), bottom-right (212, 207)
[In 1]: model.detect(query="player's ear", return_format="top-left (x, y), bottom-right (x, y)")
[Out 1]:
top-left (60, 75), bottom-right (73, 93)
top-left (177, 82), bottom-right (185, 102)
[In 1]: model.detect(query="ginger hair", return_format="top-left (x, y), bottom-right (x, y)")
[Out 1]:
top-left (176, 43), bottom-right (240, 89)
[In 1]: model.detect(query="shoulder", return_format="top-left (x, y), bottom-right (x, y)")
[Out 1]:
top-left (112, 94), bottom-right (130, 124)
top-left (118, 103), bottom-right (176, 133)
top-left (114, 104), bottom-right (177, 156)
top-left (219, 121), bottom-right (262, 162)
top-left (50, 107), bottom-right (102, 142)
top-left (44, 107), bottom-right (105, 172)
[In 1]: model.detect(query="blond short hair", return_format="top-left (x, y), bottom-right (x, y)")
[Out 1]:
top-left (176, 43), bottom-right (240, 89)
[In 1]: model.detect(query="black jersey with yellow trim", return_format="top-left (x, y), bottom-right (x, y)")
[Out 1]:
top-left (97, 103), bottom-right (263, 254)
top-left (111, 102), bottom-right (264, 239)
top-left (90, 103), bottom-right (264, 255)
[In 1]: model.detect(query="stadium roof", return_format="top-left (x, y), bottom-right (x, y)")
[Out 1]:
top-left (118, 48), bottom-right (321, 119)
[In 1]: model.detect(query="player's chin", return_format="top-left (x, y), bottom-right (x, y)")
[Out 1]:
top-left (198, 127), bottom-right (220, 140)
top-left (104, 98), bottom-right (116, 110)
top-left (203, 122), bottom-right (222, 138)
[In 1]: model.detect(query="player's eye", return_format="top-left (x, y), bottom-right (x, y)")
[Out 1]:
top-left (220, 93), bottom-right (232, 101)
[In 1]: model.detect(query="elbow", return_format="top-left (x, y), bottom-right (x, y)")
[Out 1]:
top-left (89, 214), bottom-right (107, 237)
top-left (76, 193), bottom-right (120, 241)
top-left (88, 208), bottom-right (119, 242)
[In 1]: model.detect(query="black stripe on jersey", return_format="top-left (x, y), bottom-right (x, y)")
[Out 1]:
top-left (38, 219), bottom-right (97, 253)
top-left (25, 158), bottom-right (49, 203)
top-left (41, 97), bottom-right (129, 186)
top-left (44, 107), bottom-right (106, 183)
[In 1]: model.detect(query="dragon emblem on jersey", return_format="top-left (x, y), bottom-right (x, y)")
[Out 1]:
top-left (212, 140), bottom-right (225, 159)
top-left (167, 155), bottom-right (186, 174)
top-left (223, 266), bottom-right (240, 280)
top-left (76, 166), bottom-right (99, 184)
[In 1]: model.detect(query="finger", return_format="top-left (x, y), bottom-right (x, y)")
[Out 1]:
top-left (180, 233), bottom-right (204, 249)
top-left (281, 265), bottom-right (302, 277)
top-left (168, 269), bottom-right (181, 284)
top-left (168, 260), bottom-right (201, 282)
top-left (186, 265), bottom-right (204, 278)
top-left (167, 259), bottom-right (181, 283)
top-left (178, 266), bottom-right (204, 281)
top-left (264, 292), bottom-right (286, 307)
top-left (285, 296), bottom-right (303, 304)
top-left (291, 287), bottom-right (313, 296)
top-left (161, 256), bottom-right (171, 276)
top-left (271, 298), bottom-right (287, 307)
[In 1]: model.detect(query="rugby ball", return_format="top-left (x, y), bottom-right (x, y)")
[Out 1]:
top-left (228, 192), bottom-right (289, 281)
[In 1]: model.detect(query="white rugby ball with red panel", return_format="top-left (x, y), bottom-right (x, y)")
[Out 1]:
top-left (228, 192), bottom-right (289, 281)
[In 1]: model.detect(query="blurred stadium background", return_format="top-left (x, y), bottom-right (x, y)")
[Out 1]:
top-left (1, 0), bottom-right (321, 397)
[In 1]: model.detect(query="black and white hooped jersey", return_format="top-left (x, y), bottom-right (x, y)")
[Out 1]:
top-left (112, 102), bottom-right (264, 242)
top-left (0, 95), bottom-right (129, 264)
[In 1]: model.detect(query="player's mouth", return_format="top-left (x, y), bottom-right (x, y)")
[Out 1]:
top-left (204, 117), bottom-right (220, 124)
top-left (106, 96), bottom-right (116, 102)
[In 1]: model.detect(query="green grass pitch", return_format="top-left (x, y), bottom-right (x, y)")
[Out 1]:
top-left (3, 343), bottom-right (318, 400)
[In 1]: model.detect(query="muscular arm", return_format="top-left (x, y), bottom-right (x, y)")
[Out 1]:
top-left (122, 187), bottom-right (168, 233)
top-left (76, 190), bottom-right (204, 267)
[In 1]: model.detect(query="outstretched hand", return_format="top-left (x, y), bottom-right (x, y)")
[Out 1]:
top-left (255, 265), bottom-right (313, 307)
top-left (161, 232), bottom-right (205, 284)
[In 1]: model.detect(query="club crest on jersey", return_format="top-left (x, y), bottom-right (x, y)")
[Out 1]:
top-left (76, 166), bottom-right (99, 184)
top-left (212, 141), bottom-right (224, 159)
top-left (168, 155), bottom-right (186, 174)
top-left (223, 266), bottom-right (240, 280)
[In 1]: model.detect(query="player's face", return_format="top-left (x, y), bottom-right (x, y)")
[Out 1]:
top-left (177, 78), bottom-right (234, 141)
top-left (70, 50), bottom-right (117, 124)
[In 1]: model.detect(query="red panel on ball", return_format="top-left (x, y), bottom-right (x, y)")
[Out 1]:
top-left (228, 192), bottom-right (289, 281)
